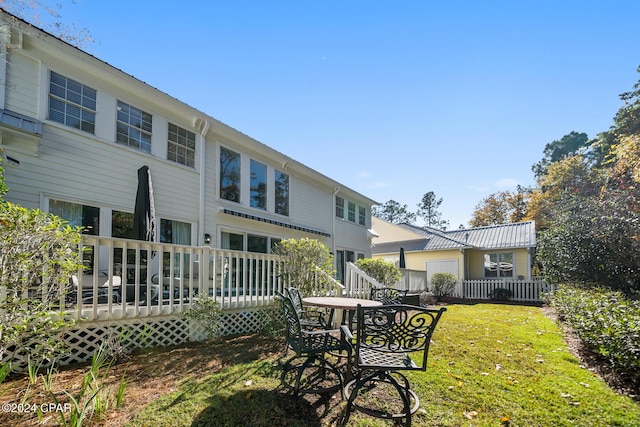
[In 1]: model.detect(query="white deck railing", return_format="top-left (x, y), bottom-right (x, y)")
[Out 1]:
top-left (61, 236), bottom-right (286, 321)
top-left (343, 262), bottom-right (384, 299)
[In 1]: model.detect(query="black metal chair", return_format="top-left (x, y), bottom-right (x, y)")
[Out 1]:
top-left (342, 304), bottom-right (446, 426)
top-left (370, 286), bottom-right (409, 305)
top-left (287, 286), bottom-right (329, 330)
top-left (279, 294), bottom-right (351, 396)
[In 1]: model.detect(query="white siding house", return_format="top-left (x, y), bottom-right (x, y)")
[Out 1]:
top-left (0, 10), bottom-right (377, 272)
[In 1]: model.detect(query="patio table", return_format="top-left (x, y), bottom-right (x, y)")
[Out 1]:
top-left (302, 296), bottom-right (382, 328)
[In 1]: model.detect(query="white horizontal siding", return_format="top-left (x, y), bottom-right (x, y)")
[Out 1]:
top-left (5, 52), bottom-right (39, 117)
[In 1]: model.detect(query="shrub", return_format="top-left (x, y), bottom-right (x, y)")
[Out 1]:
top-left (0, 202), bottom-right (82, 365)
top-left (355, 258), bottom-right (402, 286)
top-left (430, 272), bottom-right (457, 297)
top-left (272, 238), bottom-right (336, 295)
top-left (182, 296), bottom-right (222, 339)
top-left (547, 284), bottom-right (640, 382)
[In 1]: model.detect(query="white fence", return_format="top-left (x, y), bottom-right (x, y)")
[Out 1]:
top-left (456, 279), bottom-right (556, 302)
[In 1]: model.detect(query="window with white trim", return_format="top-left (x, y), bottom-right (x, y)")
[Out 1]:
top-left (348, 201), bottom-right (356, 222)
top-left (168, 123), bottom-right (196, 167)
top-left (250, 160), bottom-right (267, 210)
top-left (336, 196), bottom-right (344, 218)
top-left (274, 170), bottom-right (289, 216)
top-left (49, 71), bottom-right (96, 134)
top-left (483, 253), bottom-right (514, 278)
top-left (358, 206), bottom-right (366, 226)
top-left (116, 100), bottom-right (152, 152)
top-left (220, 147), bottom-right (241, 202)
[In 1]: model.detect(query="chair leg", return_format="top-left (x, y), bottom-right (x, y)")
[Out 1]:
top-left (342, 369), bottom-right (419, 426)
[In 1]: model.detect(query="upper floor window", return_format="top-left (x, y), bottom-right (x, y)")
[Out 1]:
top-left (274, 170), bottom-right (289, 216)
top-left (167, 123), bottom-right (196, 167)
top-left (220, 147), bottom-right (240, 202)
top-left (483, 253), bottom-right (514, 278)
top-left (250, 160), bottom-right (267, 210)
top-left (348, 201), bottom-right (356, 222)
top-left (49, 71), bottom-right (96, 134)
top-left (336, 196), bottom-right (344, 218)
top-left (116, 101), bottom-right (152, 152)
top-left (358, 206), bottom-right (366, 226)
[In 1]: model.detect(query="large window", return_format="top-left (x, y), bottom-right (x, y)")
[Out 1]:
top-left (49, 71), bottom-right (96, 134)
top-left (274, 170), bottom-right (289, 216)
top-left (167, 123), bottom-right (196, 167)
top-left (116, 101), bottom-right (152, 152)
top-left (483, 253), bottom-right (514, 278)
top-left (220, 147), bottom-right (241, 202)
top-left (250, 160), bottom-right (267, 210)
top-left (49, 199), bottom-right (100, 235)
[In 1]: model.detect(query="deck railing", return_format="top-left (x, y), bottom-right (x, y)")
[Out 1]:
top-left (61, 236), bottom-right (287, 321)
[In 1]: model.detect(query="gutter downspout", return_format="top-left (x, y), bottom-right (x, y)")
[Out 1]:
top-left (331, 186), bottom-right (340, 256)
top-left (198, 120), bottom-right (210, 245)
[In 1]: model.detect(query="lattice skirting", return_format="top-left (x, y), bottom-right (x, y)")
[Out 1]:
top-left (2, 307), bottom-right (277, 371)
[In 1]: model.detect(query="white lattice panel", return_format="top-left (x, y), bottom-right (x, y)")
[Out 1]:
top-left (2, 308), bottom-right (274, 370)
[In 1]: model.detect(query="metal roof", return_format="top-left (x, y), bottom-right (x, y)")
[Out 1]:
top-left (372, 221), bottom-right (536, 254)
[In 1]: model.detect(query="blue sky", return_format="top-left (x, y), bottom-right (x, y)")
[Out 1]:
top-left (30, 1), bottom-right (640, 228)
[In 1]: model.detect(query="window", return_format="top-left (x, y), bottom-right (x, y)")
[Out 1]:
top-left (248, 234), bottom-right (268, 253)
top-left (49, 71), bottom-right (96, 134)
top-left (112, 211), bottom-right (134, 239)
top-left (250, 160), bottom-right (267, 210)
top-left (274, 170), bottom-right (289, 216)
top-left (336, 196), bottom-right (344, 218)
top-left (168, 123), bottom-right (196, 167)
top-left (358, 206), bottom-right (366, 226)
top-left (160, 219), bottom-right (192, 245)
top-left (483, 253), bottom-right (514, 278)
top-left (116, 101), bottom-right (152, 152)
top-left (49, 199), bottom-right (100, 235)
top-left (348, 201), bottom-right (356, 222)
top-left (221, 231), bottom-right (244, 250)
top-left (220, 147), bottom-right (241, 202)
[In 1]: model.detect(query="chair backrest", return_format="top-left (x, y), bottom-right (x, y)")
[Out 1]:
top-left (354, 304), bottom-right (446, 371)
top-left (286, 287), bottom-right (304, 314)
top-left (278, 293), bottom-right (303, 351)
top-left (369, 287), bottom-right (408, 305)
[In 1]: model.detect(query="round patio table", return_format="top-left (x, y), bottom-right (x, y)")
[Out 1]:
top-left (302, 296), bottom-right (382, 327)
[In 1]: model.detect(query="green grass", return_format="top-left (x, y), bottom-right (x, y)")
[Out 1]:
top-left (126, 304), bottom-right (640, 426)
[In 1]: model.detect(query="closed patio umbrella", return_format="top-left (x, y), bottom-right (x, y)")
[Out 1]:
top-left (133, 165), bottom-right (156, 243)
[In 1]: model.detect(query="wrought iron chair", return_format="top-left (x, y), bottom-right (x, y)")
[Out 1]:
top-left (342, 304), bottom-right (447, 426)
top-left (287, 286), bottom-right (329, 330)
top-left (370, 286), bottom-right (409, 305)
top-left (279, 293), bottom-right (351, 396)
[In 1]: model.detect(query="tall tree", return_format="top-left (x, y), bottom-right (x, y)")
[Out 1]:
top-left (531, 131), bottom-right (590, 179)
top-left (469, 187), bottom-right (529, 227)
top-left (372, 200), bottom-right (416, 224)
top-left (417, 191), bottom-right (449, 230)
top-left (1, 0), bottom-right (93, 48)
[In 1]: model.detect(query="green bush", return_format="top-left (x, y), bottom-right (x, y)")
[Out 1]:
top-left (272, 238), bottom-right (336, 295)
top-left (0, 202), bottom-right (82, 365)
top-left (430, 272), bottom-right (457, 297)
top-left (547, 284), bottom-right (640, 382)
top-left (355, 258), bottom-right (402, 286)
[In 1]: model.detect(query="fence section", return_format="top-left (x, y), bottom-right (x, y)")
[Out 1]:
top-left (455, 279), bottom-right (556, 302)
